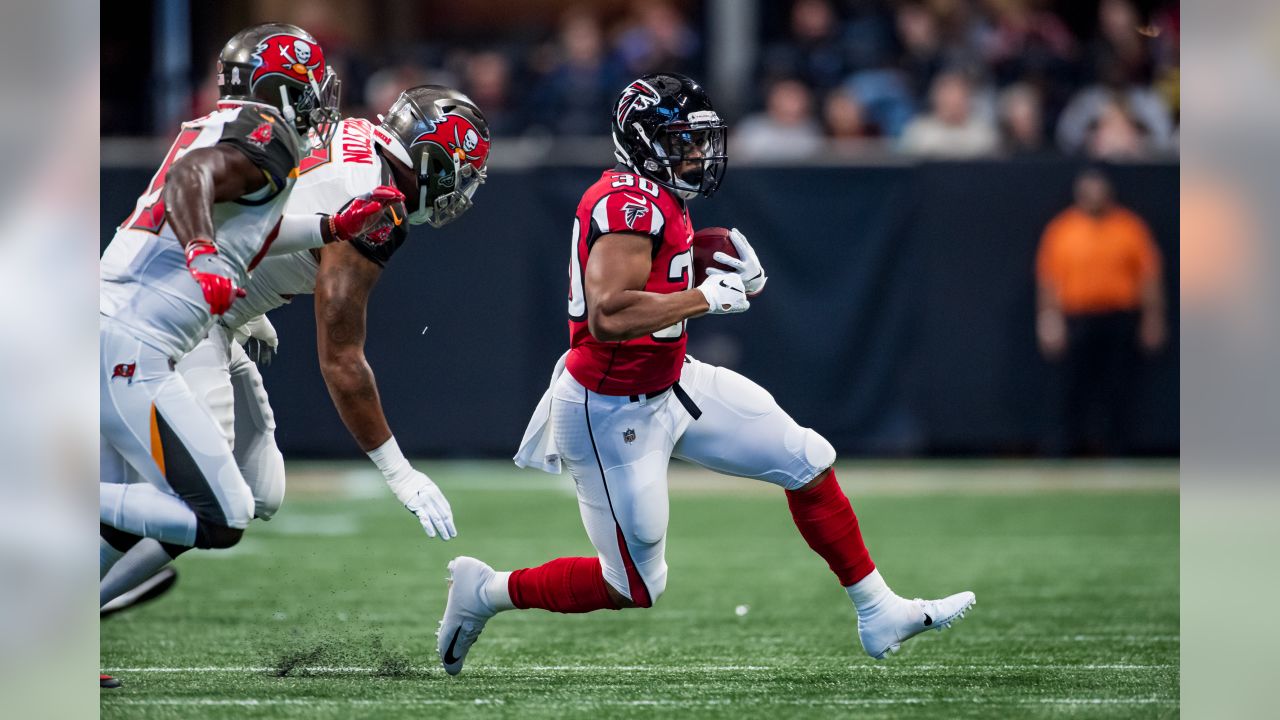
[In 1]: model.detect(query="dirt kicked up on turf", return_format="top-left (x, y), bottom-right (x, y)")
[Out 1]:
top-left (102, 460), bottom-right (1179, 719)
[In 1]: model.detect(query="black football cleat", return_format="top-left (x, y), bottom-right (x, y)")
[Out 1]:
top-left (101, 567), bottom-right (178, 618)
top-left (100, 674), bottom-right (122, 689)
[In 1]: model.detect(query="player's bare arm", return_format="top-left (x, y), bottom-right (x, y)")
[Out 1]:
top-left (314, 240), bottom-right (456, 540)
top-left (584, 232), bottom-right (712, 342)
top-left (163, 145), bottom-right (273, 249)
top-left (314, 241), bottom-right (389, 451)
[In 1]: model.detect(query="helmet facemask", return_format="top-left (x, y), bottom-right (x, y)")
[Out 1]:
top-left (640, 120), bottom-right (727, 199)
top-left (412, 143), bottom-right (487, 228)
top-left (289, 66), bottom-right (341, 150)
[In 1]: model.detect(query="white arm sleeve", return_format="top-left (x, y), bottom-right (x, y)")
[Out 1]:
top-left (267, 213), bottom-right (326, 256)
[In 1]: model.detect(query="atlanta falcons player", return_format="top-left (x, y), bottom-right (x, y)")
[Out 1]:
top-left (99, 87), bottom-right (491, 616)
top-left (436, 73), bottom-right (975, 674)
top-left (98, 24), bottom-right (401, 685)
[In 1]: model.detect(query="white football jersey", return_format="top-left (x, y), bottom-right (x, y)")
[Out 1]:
top-left (222, 117), bottom-right (398, 329)
top-left (100, 101), bottom-right (301, 358)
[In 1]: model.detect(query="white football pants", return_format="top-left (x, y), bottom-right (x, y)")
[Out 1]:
top-left (549, 356), bottom-right (836, 606)
top-left (177, 324), bottom-right (286, 520)
top-left (100, 319), bottom-right (254, 548)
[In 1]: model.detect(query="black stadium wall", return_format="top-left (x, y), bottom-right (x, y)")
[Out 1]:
top-left (101, 160), bottom-right (1179, 458)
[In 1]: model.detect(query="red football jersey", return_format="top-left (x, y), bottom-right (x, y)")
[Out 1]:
top-left (565, 168), bottom-right (694, 396)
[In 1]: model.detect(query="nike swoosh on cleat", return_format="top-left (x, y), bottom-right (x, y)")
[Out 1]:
top-left (442, 627), bottom-right (463, 665)
top-left (923, 613), bottom-right (933, 626)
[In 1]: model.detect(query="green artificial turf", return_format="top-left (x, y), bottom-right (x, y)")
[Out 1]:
top-left (101, 460), bottom-right (1178, 719)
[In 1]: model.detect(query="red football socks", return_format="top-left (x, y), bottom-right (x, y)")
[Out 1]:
top-left (785, 470), bottom-right (876, 586)
top-left (508, 556), bottom-right (620, 613)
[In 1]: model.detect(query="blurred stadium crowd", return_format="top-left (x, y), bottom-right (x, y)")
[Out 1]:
top-left (103, 0), bottom-right (1178, 161)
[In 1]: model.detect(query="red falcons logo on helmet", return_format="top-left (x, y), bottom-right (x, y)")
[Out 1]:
top-left (616, 80), bottom-right (661, 128)
top-left (250, 34), bottom-right (325, 88)
top-left (411, 114), bottom-right (491, 170)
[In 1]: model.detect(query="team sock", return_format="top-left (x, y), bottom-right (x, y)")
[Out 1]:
top-left (100, 538), bottom-right (178, 608)
top-left (100, 482), bottom-right (199, 547)
top-left (785, 470), bottom-right (877, 587)
top-left (503, 557), bottom-right (619, 614)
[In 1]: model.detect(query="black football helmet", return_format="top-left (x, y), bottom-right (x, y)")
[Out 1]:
top-left (612, 73), bottom-right (727, 199)
top-left (373, 86), bottom-right (491, 228)
top-left (217, 23), bottom-right (341, 149)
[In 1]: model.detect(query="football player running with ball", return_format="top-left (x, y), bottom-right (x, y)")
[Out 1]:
top-left (100, 87), bottom-right (490, 613)
top-left (98, 24), bottom-right (402, 685)
top-left (437, 73), bottom-right (975, 674)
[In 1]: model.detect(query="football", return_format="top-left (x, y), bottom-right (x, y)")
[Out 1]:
top-left (691, 226), bottom-right (739, 287)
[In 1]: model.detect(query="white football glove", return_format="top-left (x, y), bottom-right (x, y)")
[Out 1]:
top-left (386, 467), bottom-right (457, 541)
top-left (706, 227), bottom-right (768, 296)
top-left (369, 437), bottom-right (456, 541)
top-left (697, 271), bottom-right (750, 315)
top-left (233, 315), bottom-right (279, 368)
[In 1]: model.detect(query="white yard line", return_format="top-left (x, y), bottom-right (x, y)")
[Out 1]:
top-left (104, 697), bottom-right (1178, 708)
top-left (102, 663), bottom-right (1176, 673)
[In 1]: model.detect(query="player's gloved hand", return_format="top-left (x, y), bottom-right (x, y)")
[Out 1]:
top-left (697, 271), bottom-right (750, 315)
top-left (369, 436), bottom-right (456, 541)
top-left (387, 468), bottom-right (457, 541)
top-left (707, 227), bottom-right (768, 296)
top-left (235, 315), bottom-right (279, 369)
top-left (185, 239), bottom-right (245, 316)
top-left (328, 185), bottom-right (406, 244)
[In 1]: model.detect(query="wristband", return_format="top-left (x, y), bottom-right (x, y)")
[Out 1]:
top-left (368, 436), bottom-right (411, 482)
top-left (184, 237), bottom-right (217, 264)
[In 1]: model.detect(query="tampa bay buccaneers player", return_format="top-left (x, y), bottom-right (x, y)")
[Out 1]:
top-left (436, 73), bottom-right (975, 674)
top-left (98, 24), bottom-right (402, 685)
top-left (99, 87), bottom-right (491, 614)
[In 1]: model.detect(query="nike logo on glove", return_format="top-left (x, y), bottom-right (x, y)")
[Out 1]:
top-left (718, 279), bottom-right (745, 295)
top-left (442, 627), bottom-right (463, 664)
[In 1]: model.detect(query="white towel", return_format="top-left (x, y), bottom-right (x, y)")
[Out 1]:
top-left (512, 351), bottom-right (570, 474)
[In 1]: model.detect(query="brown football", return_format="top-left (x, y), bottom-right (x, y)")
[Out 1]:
top-left (691, 226), bottom-right (739, 287)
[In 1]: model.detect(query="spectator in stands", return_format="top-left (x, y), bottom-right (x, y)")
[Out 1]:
top-left (998, 82), bottom-right (1046, 154)
top-left (1091, 0), bottom-right (1152, 87)
top-left (823, 87), bottom-right (879, 142)
top-left (894, 0), bottom-right (944, 98)
top-left (529, 9), bottom-right (622, 135)
top-left (760, 0), bottom-right (849, 93)
top-left (1036, 168), bottom-right (1166, 455)
top-left (1057, 0), bottom-right (1173, 155)
top-left (364, 64), bottom-right (445, 118)
top-left (1085, 96), bottom-right (1149, 159)
top-left (733, 78), bottom-right (825, 162)
top-left (899, 70), bottom-right (998, 157)
top-left (981, 0), bottom-right (1078, 86)
top-left (462, 51), bottom-right (521, 138)
top-left (615, 2), bottom-right (699, 77)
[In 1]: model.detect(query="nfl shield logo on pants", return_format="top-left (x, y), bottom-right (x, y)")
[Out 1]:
top-left (623, 428), bottom-right (636, 444)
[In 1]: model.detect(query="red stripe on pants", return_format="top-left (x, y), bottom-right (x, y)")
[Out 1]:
top-left (615, 525), bottom-right (652, 607)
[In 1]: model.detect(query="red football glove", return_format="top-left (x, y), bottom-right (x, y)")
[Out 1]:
top-left (328, 185), bottom-right (406, 244)
top-left (184, 239), bottom-right (245, 316)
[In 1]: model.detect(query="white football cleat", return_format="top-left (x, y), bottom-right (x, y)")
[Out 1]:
top-left (857, 591), bottom-right (976, 660)
top-left (437, 556), bottom-right (498, 676)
